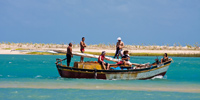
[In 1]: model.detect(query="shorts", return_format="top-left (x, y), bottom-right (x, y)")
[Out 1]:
top-left (125, 61), bottom-right (131, 65)
top-left (66, 54), bottom-right (71, 63)
top-left (117, 61), bottom-right (131, 65)
top-left (80, 49), bottom-right (85, 52)
top-left (117, 61), bottom-right (124, 65)
top-left (98, 61), bottom-right (108, 66)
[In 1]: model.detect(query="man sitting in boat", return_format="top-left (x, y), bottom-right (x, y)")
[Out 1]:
top-left (161, 53), bottom-right (169, 63)
top-left (117, 50), bottom-right (132, 66)
top-left (117, 50), bottom-right (147, 67)
top-left (116, 50), bottom-right (154, 69)
top-left (135, 54), bottom-right (170, 69)
top-left (98, 51), bottom-right (110, 70)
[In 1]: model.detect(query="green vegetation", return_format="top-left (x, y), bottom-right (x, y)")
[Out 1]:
top-left (1, 42), bottom-right (200, 50)
top-left (3, 48), bottom-right (12, 50)
top-left (83, 52), bottom-right (200, 57)
top-left (1, 42), bottom-right (200, 57)
top-left (24, 51), bottom-right (200, 57)
top-left (15, 48), bottom-right (29, 50)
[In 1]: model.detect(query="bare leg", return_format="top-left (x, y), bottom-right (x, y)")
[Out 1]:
top-left (102, 64), bottom-right (106, 70)
top-left (81, 56), bottom-right (83, 62)
top-left (109, 64), bottom-right (118, 66)
top-left (133, 63), bottom-right (150, 69)
top-left (161, 58), bottom-right (163, 64)
top-left (123, 61), bottom-right (132, 67)
top-left (107, 64), bottom-right (110, 70)
top-left (131, 63), bottom-right (141, 66)
top-left (80, 51), bottom-right (84, 62)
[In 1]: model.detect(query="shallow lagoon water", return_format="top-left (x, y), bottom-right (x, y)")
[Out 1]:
top-left (0, 55), bottom-right (200, 100)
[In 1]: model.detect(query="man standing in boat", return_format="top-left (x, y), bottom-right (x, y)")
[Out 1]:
top-left (114, 37), bottom-right (124, 59)
top-left (80, 37), bottom-right (87, 62)
top-left (67, 43), bottom-right (73, 66)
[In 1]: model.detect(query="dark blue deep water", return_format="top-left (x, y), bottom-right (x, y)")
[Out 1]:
top-left (0, 55), bottom-right (200, 100)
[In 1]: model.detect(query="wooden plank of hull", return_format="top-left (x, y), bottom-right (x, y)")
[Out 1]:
top-left (105, 65), bottom-right (169, 80)
top-left (57, 68), bottom-right (106, 79)
top-left (139, 71), bottom-right (166, 80)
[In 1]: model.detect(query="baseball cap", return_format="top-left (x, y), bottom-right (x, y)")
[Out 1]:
top-left (117, 37), bottom-right (121, 40)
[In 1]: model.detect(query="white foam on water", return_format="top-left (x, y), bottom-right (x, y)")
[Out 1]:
top-left (35, 75), bottom-right (42, 78)
top-left (151, 75), bottom-right (163, 80)
top-left (163, 75), bottom-right (167, 79)
top-left (11, 91), bottom-right (18, 94)
top-left (7, 75), bottom-right (16, 77)
top-left (146, 94), bottom-right (153, 96)
top-left (23, 58), bottom-right (30, 61)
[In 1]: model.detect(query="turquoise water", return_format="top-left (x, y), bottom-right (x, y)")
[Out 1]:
top-left (0, 55), bottom-right (200, 100)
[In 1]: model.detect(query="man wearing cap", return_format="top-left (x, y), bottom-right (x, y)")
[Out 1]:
top-left (114, 37), bottom-right (124, 59)
top-left (98, 51), bottom-right (110, 70)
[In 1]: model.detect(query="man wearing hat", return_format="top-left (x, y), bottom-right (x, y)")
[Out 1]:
top-left (98, 51), bottom-right (110, 70)
top-left (113, 37), bottom-right (124, 59)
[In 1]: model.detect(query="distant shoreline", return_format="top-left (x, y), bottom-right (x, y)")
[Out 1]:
top-left (0, 43), bottom-right (200, 57)
top-left (1, 49), bottom-right (200, 57)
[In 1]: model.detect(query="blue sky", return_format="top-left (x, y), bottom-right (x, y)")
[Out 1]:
top-left (0, 0), bottom-right (200, 46)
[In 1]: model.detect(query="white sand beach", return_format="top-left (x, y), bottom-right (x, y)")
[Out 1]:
top-left (0, 43), bottom-right (199, 55)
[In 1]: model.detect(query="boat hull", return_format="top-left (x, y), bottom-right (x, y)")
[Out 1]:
top-left (56, 60), bottom-right (171, 80)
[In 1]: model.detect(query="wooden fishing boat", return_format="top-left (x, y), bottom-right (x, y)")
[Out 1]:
top-left (55, 52), bottom-right (173, 80)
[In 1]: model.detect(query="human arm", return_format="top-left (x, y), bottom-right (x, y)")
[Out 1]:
top-left (116, 42), bottom-right (119, 48)
top-left (83, 42), bottom-right (86, 47)
top-left (161, 58), bottom-right (163, 63)
top-left (165, 57), bottom-right (168, 61)
top-left (122, 56), bottom-right (130, 61)
top-left (122, 58), bottom-right (127, 61)
top-left (119, 42), bottom-right (124, 49)
top-left (80, 41), bottom-right (86, 47)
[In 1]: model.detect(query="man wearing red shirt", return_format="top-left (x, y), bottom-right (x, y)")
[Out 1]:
top-left (98, 51), bottom-right (110, 70)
